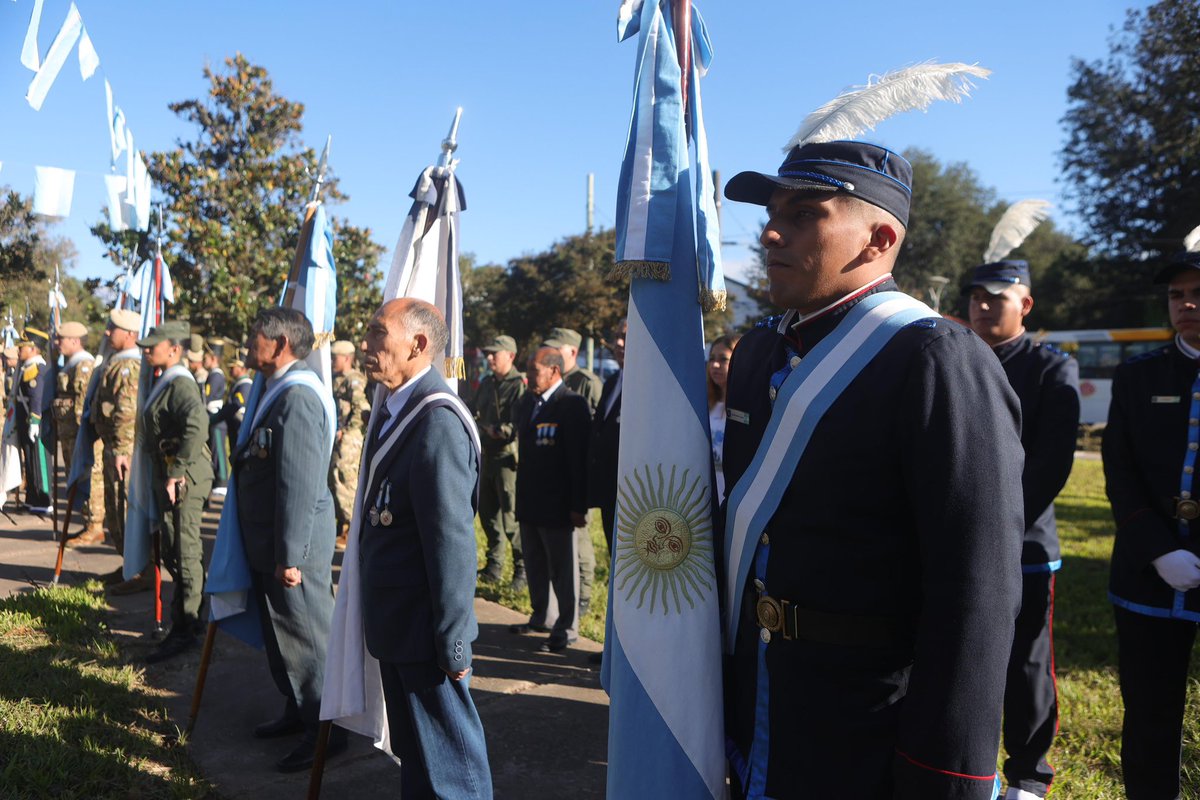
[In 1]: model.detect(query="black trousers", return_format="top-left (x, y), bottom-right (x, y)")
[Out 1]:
top-left (1002, 571), bottom-right (1058, 795)
top-left (1114, 604), bottom-right (1198, 800)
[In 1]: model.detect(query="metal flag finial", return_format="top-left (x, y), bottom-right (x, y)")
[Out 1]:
top-left (308, 135), bottom-right (333, 203)
top-left (438, 108), bottom-right (463, 169)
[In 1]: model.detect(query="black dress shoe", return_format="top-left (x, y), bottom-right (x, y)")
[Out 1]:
top-left (539, 636), bottom-right (578, 653)
top-left (275, 729), bottom-right (349, 773)
top-left (509, 623), bottom-right (550, 635)
top-left (142, 632), bottom-right (197, 664)
top-left (254, 715), bottom-right (305, 739)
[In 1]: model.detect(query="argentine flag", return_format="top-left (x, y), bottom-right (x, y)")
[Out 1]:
top-left (603, 2), bottom-right (726, 798)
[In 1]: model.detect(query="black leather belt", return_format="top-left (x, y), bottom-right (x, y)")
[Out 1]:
top-left (754, 593), bottom-right (911, 648)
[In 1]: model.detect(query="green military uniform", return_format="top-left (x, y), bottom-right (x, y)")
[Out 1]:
top-left (329, 366), bottom-right (370, 533)
top-left (472, 348), bottom-right (526, 583)
top-left (92, 349), bottom-right (141, 553)
top-left (139, 325), bottom-right (214, 638)
top-left (563, 365), bottom-right (603, 417)
top-left (53, 347), bottom-right (101, 529)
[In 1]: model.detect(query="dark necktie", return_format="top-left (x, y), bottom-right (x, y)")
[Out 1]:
top-left (531, 395), bottom-right (545, 423)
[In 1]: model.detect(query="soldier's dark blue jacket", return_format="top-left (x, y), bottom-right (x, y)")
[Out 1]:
top-left (993, 334), bottom-right (1080, 569)
top-left (720, 279), bottom-right (1024, 800)
top-left (1103, 340), bottom-right (1200, 619)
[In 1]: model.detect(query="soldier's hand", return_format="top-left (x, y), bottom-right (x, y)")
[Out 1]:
top-left (443, 666), bottom-right (470, 681)
top-left (28, 422), bottom-right (39, 443)
top-left (275, 565), bottom-right (303, 588)
top-left (165, 477), bottom-right (186, 505)
top-left (114, 454), bottom-right (130, 480)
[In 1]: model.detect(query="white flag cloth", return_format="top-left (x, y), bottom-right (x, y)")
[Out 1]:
top-left (33, 166), bottom-right (75, 218)
top-left (105, 80), bottom-right (128, 164)
top-left (26, 3), bottom-right (82, 111)
top-left (0, 401), bottom-right (22, 494)
top-left (321, 155), bottom-right (468, 753)
top-left (20, 0), bottom-right (44, 71)
top-left (132, 152), bottom-right (152, 231)
top-left (78, 28), bottom-right (98, 80)
top-left (104, 174), bottom-right (131, 231)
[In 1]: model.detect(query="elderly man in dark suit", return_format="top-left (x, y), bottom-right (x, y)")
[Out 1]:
top-left (234, 307), bottom-right (344, 772)
top-left (359, 297), bottom-right (492, 799)
top-left (511, 346), bottom-right (591, 653)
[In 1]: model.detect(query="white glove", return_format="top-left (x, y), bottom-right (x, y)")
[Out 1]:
top-left (28, 422), bottom-right (39, 443)
top-left (1152, 549), bottom-right (1200, 592)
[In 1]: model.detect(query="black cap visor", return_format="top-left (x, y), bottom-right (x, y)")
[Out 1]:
top-left (724, 170), bottom-right (840, 206)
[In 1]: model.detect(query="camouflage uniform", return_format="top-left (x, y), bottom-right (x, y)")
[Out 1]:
top-left (472, 367), bottom-right (526, 581)
top-left (53, 350), bottom-right (101, 529)
top-left (329, 368), bottom-right (370, 533)
top-left (563, 365), bottom-right (603, 609)
top-left (91, 350), bottom-right (141, 554)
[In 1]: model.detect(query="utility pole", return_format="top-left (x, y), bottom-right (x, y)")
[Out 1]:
top-left (586, 173), bottom-right (595, 235)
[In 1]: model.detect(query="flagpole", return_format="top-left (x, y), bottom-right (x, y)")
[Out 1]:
top-left (48, 269), bottom-right (62, 542)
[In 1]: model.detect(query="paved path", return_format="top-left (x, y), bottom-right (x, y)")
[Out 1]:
top-left (0, 491), bottom-right (609, 799)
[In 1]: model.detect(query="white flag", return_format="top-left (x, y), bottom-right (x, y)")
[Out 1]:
top-left (105, 81), bottom-right (128, 163)
top-left (20, 0), bottom-right (44, 71)
top-left (33, 166), bottom-right (75, 218)
top-left (104, 174), bottom-right (131, 231)
top-left (78, 28), bottom-right (99, 80)
top-left (26, 3), bottom-right (82, 111)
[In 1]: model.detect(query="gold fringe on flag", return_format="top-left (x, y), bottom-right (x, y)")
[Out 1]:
top-left (313, 331), bottom-right (336, 348)
top-left (700, 288), bottom-right (727, 313)
top-left (609, 259), bottom-right (671, 281)
top-left (443, 356), bottom-right (466, 380)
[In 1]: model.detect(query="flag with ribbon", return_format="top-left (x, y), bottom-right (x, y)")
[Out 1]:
top-left (320, 111), bottom-right (467, 752)
top-left (1, 310), bottom-right (22, 494)
top-left (603, 2), bottom-right (726, 798)
top-left (206, 139), bottom-right (339, 647)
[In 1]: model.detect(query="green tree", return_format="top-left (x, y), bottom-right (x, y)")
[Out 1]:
top-left (92, 54), bottom-right (383, 341)
top-left (1061, 0), bottom-right (1200, 260)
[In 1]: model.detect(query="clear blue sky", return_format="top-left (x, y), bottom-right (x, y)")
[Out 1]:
top-left (0, 0), bottom-right (1144, 287)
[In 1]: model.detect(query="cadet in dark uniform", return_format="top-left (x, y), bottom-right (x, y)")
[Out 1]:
top-left (544, 327), bottom-right (602, 614)
top-left (203, 337), bottom-right (230, 495)
top-left (966, 260), bottom-right (1080, 800)
top-left (214, 348), bottom-right (252, 449)
top-left (13, 328), bottom-right (53, 513)
top-left (1103, 245), bottom-right (1200, 800)
top-left (137, 321), bottom-right (215, 662)
top-left (471, 334), bottom-right (526, 586)
top-left (721, 140), bottom-right (1024, 799)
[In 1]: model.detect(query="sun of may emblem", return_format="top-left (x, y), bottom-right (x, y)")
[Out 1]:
top-left (613, 463), bottom-right (714, 615)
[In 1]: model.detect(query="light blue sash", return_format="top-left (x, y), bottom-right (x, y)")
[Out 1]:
top-left (722, 291), bottom-right (938, 649)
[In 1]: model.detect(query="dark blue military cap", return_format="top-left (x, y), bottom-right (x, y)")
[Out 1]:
top-left (963, 260), bottom-right (1031, 295)
top-left (724, 140), bottom-right (913, 227)
top-left (1153, 250), bottom-right (1200, 284)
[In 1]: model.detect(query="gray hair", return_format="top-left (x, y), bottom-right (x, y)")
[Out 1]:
top-left (250, 307), bottom-right (314, 359)
top-left (396, 301), bottom-right (449, 358)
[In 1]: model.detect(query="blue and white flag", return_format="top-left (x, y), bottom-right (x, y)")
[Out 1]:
top-left (207, 194), bottom-right (338, 645)
top-left (282, 202), bottom-right (338, 386)
top-left (603, 2), bottom-right (726, 798)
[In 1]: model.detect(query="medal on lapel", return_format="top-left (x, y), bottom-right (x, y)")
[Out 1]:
top-left (379, 480), bottom-right (394, 526)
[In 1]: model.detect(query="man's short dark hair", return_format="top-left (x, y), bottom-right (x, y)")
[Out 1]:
top-left (250, 307), bottom-right (315, 359)
top-left (535, 346), bottom-right (565, 373)
top-left (396, 302), bottom-right (449, 359)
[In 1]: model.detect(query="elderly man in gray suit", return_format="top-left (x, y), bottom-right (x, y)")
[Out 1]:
top-left (358, 297), bottom-right (492, 799)
top-left (235, 307), bottom-right (346, 772)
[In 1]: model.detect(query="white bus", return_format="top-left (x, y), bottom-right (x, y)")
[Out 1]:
top-left (1036, 328), bottom-right (1174, 425)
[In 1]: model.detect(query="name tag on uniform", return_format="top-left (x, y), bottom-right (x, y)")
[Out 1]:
top-left (727, 408), bottom-right (750, 425)
top-left (1152, 395), bottom-right (1182, 404)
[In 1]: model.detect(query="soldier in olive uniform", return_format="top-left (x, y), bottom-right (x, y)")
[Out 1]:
top-left (543, 327), bottom-right (602, 613)
top-left (329, 339), bottom-right (369, 547)
top-left (14, 328), bottom-right (53, 513)
top-left (52, 321), bottom-right (104, 543)
top-left (94, 309), bottom-right (143, 587)
top-left (187, 334), bottom-right (208, 386)
top-left (472, 335), bottom-right (526, 586)
top-left (138, 320), bottom-right (215, 662)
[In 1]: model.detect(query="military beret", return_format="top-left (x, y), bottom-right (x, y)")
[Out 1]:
top-left (482, 334), bottom-right (517, 354)
top-left (543, 327), bottom-right (582, 349)
top-left (138, 320), bottom-right (191, 348)
top-left (57, 321), bottom-right (88, 338)
top-left (109, 308), bottom-right (142, 333)
top-left (331, 340), bottom-right (357, 356)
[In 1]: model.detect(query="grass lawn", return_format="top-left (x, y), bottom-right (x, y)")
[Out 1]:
top-left (0, 582), bottom-right (213, 800)
top-left (476, 458), bottom-right (1200, 798)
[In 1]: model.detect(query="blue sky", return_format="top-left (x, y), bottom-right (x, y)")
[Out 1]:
top-left (1, 0), bottom-right (1144, 287)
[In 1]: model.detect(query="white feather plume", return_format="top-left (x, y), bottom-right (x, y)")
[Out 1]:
top-left (1185, 224), bottom-right (1200, 253)
top-left (983, 199), bottom-right (1052, 263)
top-left (784, 62), bottom-right (991, 151)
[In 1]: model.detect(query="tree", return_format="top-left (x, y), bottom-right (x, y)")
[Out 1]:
top-left (1061, 0), bottom-right (1200, 259)
top-left (92, 54), bottom-right (383, 341)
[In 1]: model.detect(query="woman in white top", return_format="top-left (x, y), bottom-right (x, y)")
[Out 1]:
top-left (707, 333), bottom-right (741, 506)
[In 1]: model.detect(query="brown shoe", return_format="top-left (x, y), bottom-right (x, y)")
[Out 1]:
top-left (65, 526), bottom-right (106, 548)
top-left (108, 573), bottom-right (151, 595)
